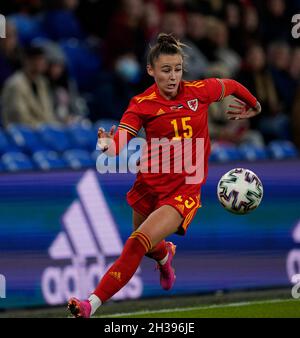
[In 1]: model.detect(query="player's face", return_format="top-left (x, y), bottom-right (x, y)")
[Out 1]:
top-left (147, 53), bottom-right (183, 100)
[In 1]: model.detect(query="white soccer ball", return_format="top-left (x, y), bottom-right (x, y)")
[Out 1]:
top-left (217, 168), bottom-right (263, 215)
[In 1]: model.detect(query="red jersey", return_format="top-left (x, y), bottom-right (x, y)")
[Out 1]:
top-left (118, 78), bottom-right (226, 197)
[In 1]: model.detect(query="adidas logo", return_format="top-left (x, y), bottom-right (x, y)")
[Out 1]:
top-left (156, 108), bottom-right (166, 116)
top-left (41, 170), bottom-right (143, 305)
top-left (109, 271), bottom-right (122, 282)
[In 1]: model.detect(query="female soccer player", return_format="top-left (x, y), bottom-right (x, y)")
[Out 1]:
top-left (68, 33), bottom-right (261, 318)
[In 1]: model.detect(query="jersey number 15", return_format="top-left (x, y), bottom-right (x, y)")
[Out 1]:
top-left (171, 117), bottom-right (193, 140)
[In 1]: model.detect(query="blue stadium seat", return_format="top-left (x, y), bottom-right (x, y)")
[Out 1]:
top-left (239, 144), bottom-right (269, 161)
top-left (210, 144), bottom-right (243, 163)
top-left (67, 122), bottom-right (96, 151)
top-left (37, 124), bottom-right (73, 153)
top-left (0, 128), bottom-right (19, 154)
top-left (268, 141), bottom-right (299, 160)
top-left (9, 14), bottom-right (46, 45)
top-left (43, 10), bottom-right (84, 41)
top-left (91, 149), bottom-right (101, 162)
top-left (60, 39), bottom-right (101, 91)
top-left (7, 125), bottom-right (49, 154)
top-left (1, 152), bottom-right (35, 172)
top-left (63, 149), bottom-right (95, 169)
top-left (32, 150), bottom-right (69, 171)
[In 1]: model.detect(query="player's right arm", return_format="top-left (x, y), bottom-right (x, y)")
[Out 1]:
top-left (97, 98), bottom-right (143, 156)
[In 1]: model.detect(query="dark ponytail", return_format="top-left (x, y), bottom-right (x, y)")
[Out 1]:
top-left (147, 33), bottom-right (185, 66)
top-left (157, 33), bottom-right (179, 45)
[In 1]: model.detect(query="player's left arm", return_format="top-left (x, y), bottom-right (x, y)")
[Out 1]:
top-left (221, 78), bottom-right (261, 120)
top-left (205, 78), bottom-right (262, 120)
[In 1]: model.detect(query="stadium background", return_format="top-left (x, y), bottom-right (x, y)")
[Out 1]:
top-left (0, 0), bottom-right (299, 316)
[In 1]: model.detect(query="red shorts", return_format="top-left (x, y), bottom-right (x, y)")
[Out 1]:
top-left (126, 180), bottom-right (201, 235)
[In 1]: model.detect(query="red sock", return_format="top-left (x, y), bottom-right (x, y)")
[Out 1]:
top-left (93, 231), bottom-right (152, 303)
top-left (146, 240), bottom-right (168, 262)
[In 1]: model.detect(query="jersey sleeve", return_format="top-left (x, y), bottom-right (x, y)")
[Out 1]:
top-left (118, 98), bottom-right (143, 137)
top-left (221, 78), bottom-right (257, 107)
top-left (201, 78), bottom-right (257, 107)
top-left (201, 78), bottom-right (224, 103)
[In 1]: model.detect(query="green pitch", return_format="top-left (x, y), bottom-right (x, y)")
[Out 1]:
top-left (0, 288), bottom-right (299, 318)
top-left (98, 299), bottom-right (300, 318)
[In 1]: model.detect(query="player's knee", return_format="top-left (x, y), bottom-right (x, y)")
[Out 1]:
top-left (132, 211), bottom-right (147, 231)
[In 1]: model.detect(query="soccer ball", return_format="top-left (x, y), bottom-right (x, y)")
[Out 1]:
top-left (217, 168), bottom-right (263, 215)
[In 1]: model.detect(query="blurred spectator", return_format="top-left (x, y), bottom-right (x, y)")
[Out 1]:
top-left (289, 47), bottom-right (300, 83)
top-left (160, 11), bottom-right (209, 80)
top-left (42, 41), bottom-right (89, 124)
top-left (261, 0), bottom-right (291, 45)
top-left (144, 1), bottom-right (162, 41)
top-left (186, 11), bottom-right (207, 43)
top-left (88, 53), bottom-right (140, 121)
top-left (240, 5), bottom-right (263, 57)
top-left (163, 0), bottom-right (187, 14)
top-left (249, 41), bottom-right (295, 142)
top-left (291, 85), bottom-right (300, 150)
top-left (205, 17), bottom-right (241, 77)
top-left (75, 0), bottom-right (116, 39)
top-left (290, 49), bottom-right (300, 149)
top-left (0, 20), bottom-right (22, 90)
top-left (209, 0), bottom-right (226, 15)
top-left (238, 45), bottom-right (280, 118)
top-left (188, 0), bottom-right (225, 17)
top-left (88, 0), bottom-right (147, 121)
top-left (0, 1), bottom-right (19, 15)
top-left (104, 0), bottom-right (147, 68)
top-left (3, 0), bottom-right (43, 15)
top-left (185, 11), bottom-right (212, 61)
top-left (237, 44), bottom-right (285, 143)
top-left (267, 41), bottom-right (296, 112)
top-left (114, 53), bottom-right (142, 85)
top-left (224, 2), bottom-right (244, 56)
top-left (1, 45), bottom-right (58, 128)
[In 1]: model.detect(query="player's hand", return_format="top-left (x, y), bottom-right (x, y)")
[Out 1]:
top-left (226, 99), bottom-right (261, 120)
top-left (97, 125), bottom-right (116, 151)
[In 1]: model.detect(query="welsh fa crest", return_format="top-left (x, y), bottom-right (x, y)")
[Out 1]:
top-left (187, 99), bottom-right (198, 111)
